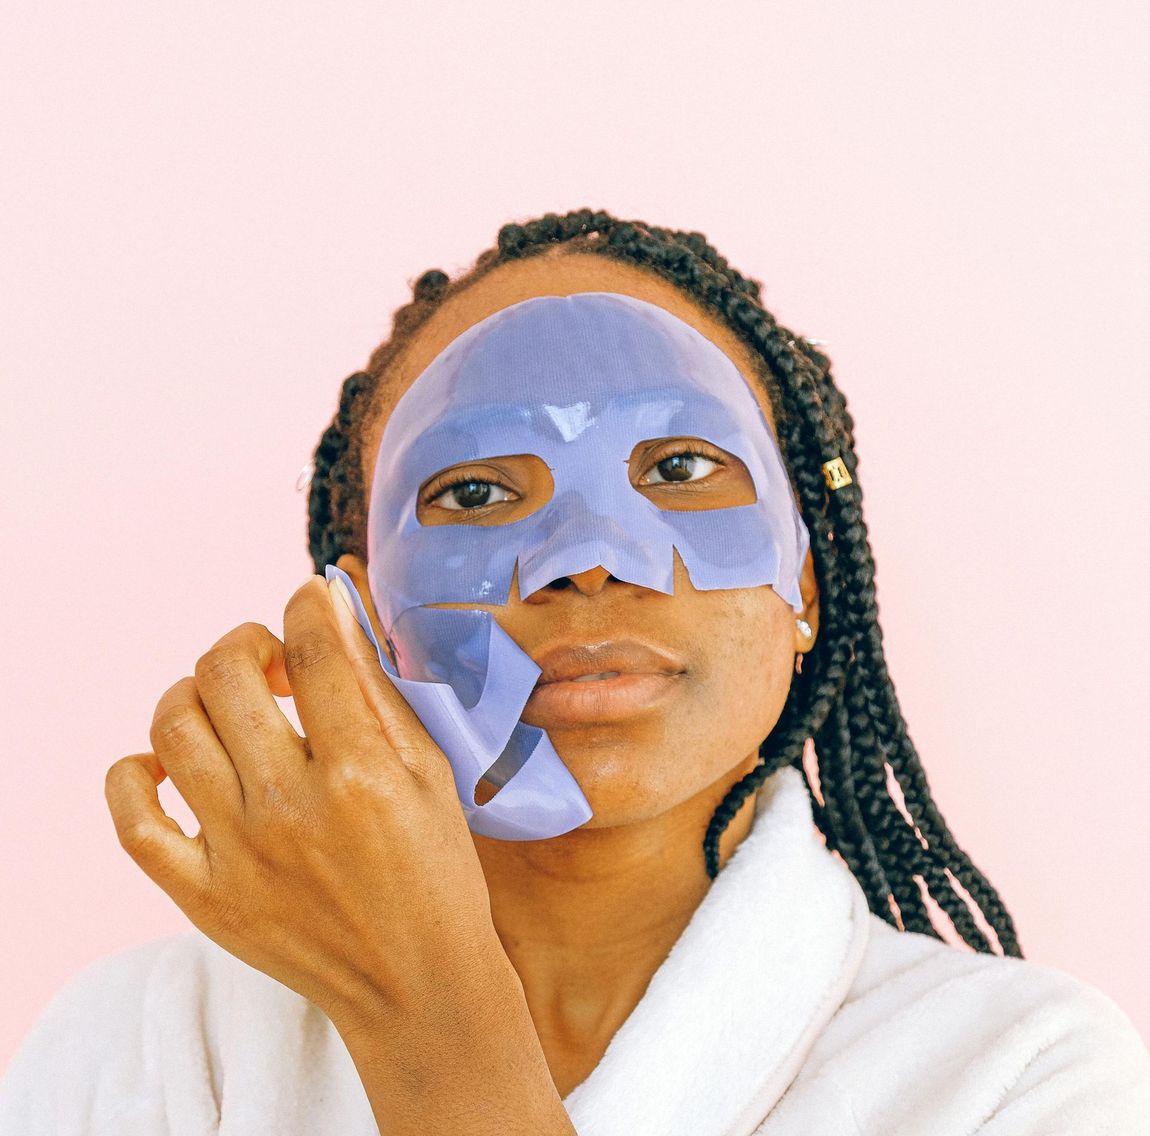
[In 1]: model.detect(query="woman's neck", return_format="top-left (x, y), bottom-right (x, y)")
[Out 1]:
top-left (471, 753), bottom-right (763, 1084)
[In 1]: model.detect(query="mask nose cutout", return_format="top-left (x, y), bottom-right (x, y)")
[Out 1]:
top-left (541, 565), bottom-right (618, 594)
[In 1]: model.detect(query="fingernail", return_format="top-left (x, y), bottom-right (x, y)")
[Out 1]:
top-left (328, 574), bottom-right (357, 622)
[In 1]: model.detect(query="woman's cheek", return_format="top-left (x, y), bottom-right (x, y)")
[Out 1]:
top-left (707, 588), bottom-right (797, 735)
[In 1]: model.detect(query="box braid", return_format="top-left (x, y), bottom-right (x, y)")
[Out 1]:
top-left (305, 208), bottom-right (1023, 959)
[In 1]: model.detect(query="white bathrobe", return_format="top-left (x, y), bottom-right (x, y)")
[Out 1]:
top-left (2, 765), bottom-right (1147, 1135)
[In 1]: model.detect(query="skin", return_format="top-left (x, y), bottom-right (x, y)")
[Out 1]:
top-left (337, 250), bottom-right (821, 1095)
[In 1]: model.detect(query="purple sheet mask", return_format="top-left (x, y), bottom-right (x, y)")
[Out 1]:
top-left (324, 291), bottom-right (811, 841)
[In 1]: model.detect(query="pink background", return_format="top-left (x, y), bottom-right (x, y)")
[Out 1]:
top-left (2, 1), bottom-right (1148, 1068)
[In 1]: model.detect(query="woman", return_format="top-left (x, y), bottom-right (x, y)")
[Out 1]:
top-left (2, 210), bottom-right (1147, 1134)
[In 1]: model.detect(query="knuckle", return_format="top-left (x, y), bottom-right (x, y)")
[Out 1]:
top-left (328, 757), bottom-right (395, 799)
top-left (236, 620), bottom-right (272, 640)
top-left (236, 621), bottom-right (283, 657)
top-left (105, 754), bottom-right (146, 800)
top-left (258, 775), bottom-right (306, 823)
top-left (150, 707), bottom-right (201, 753)
top-left (194, 648), bottom-right (247, 688)
top-left (117, 819), bottom-right (160, 855)
top-left (104, 754), bottom-right (133, 786)
top-left (282, 631), bottom-right (337, 676)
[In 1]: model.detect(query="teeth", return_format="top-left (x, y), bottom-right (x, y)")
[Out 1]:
top-left (571, 671), bottom-right (621, 682)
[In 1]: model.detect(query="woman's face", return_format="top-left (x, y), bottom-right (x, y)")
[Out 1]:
top-left (338, 250), bottom-right (819, 831)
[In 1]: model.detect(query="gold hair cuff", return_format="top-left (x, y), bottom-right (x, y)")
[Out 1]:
top-left (822, 457), bottom-right (853, 490)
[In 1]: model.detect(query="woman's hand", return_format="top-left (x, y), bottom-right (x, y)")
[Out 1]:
top-left (104, 574), bottom-right (500, 1024)
top-left (104, 574), bottom-right (577, 1134)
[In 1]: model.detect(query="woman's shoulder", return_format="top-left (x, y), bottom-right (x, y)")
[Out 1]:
top-left (0, 931), bottom-right (341, 1135)
top-left (3, 931), bottom-right (251, 1054)
top-left (775, 912), bottom-right (1150, 1132)
top-left (3, 934), bottom-right (201, 1058)
top-left (850, 911), bottom-right (1144, 1036)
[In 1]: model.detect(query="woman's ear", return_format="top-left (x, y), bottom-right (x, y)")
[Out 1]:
top-left (794, 548), bottom-right (820, 654)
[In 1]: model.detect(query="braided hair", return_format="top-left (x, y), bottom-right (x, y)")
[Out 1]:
top-left (305, 208), bottom-right (1023, 959)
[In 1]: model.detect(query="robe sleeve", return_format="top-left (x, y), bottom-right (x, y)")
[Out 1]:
top-left (979, 982), bottom-right (1150, 1134)
top-left (0, 942), bottom-right (182, 1135)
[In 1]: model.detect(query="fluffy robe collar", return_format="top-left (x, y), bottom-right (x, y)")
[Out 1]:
top-left (561, 764), bottom-right (872, 1136)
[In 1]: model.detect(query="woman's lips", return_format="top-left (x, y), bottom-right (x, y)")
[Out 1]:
top-left (522, 639), bottom-right (686, 727)
top-left (523, 672), bottom-right (682, 727)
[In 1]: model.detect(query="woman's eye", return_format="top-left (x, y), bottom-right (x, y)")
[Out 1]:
top-left (431, 479), bottom-right (515, 510)
top-left (642, 452), bottom-right (719, 485)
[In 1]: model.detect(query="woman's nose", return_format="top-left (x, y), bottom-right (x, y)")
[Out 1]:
top-left (540, 565), bottom-right (614, 597)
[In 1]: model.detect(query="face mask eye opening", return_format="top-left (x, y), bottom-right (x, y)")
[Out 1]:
top-left (415, 453), bottom-right (555, 527)
top-left (627, 436), bottom-right (758, 512)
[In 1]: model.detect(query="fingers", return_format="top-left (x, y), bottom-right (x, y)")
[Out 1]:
top-left (105, 752), bottom-right (208, 896)
top-left (193, 622), bottom-right (309, 791)
top-left (326, 575), bottom-right (432, 744)
top-left (284, 577), bottom-right (440, 781)
top-left (150, 676), bottom-right (245, 825)
top-left (281, 578), bottom-right (399, 766)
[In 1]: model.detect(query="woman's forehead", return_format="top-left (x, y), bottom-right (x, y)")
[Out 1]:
top-left (362, 252), bottom-right (777, 490)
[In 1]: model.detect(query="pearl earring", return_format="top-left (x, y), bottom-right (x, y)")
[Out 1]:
top-left (796, 619), bottom-right (812, 639)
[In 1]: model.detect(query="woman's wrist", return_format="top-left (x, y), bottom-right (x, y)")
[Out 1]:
top-left (328, 933), bottom-right (575, 1136)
